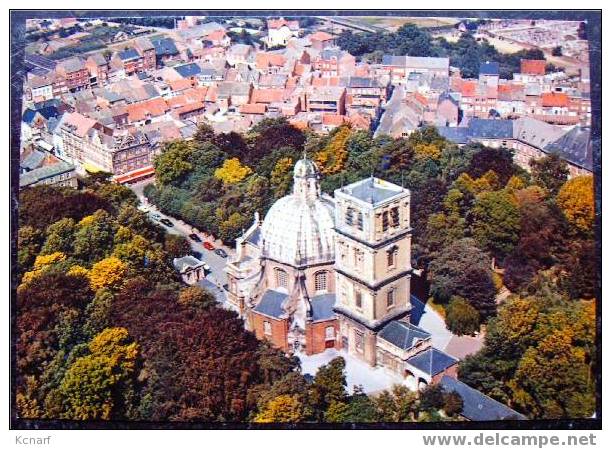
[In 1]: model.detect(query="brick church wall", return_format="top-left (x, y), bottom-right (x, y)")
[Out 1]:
top-left (250, 311), bottom-right (290, 352)
top-left (305, 319), bottom-right (339, 355)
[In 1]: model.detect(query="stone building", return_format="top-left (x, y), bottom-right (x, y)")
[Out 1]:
top-left (225, 157), bottom-right (458, 387)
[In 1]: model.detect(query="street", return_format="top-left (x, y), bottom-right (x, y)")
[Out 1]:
top-left (128, 178), bottom-right (234, 290)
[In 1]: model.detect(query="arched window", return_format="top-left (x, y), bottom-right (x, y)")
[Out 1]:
top-left (314, 270), bottom-right (328, 292)
top-left (275, 268), bottom-right (288, 288)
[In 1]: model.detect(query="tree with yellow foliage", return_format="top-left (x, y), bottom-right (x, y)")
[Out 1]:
top-left (214, 157), bottom-right (253, 184)
top-left (315, 126), bottom-right (351, 175)
top-left (253, 394), bottom-right (304, 423)
top-left (57, 327), bottom-right (139, 420)
top-left (270, 156), bottom-right (294, 197)
top-left (89, 257), bottom-right (127, 291)
top-left (556, 175), bottom-right (594, 234)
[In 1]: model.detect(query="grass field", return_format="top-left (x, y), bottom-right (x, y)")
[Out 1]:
top-left (352, 16), bottom-right (461, 31)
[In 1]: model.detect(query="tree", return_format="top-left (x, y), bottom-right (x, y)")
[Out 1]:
top-left (556, 175), bottom-right (595, 235)
top-left (428, 239), bottom-right (497, 318)
top-left (309, 357), bottom-right (347, 419)
top-left (512, 330), bottom-right (594, 418)
top-left (73, 209), bottom-right (117, 264)
top-left (551, 46), bottom-right (563, 56)
top-left (89, 257), bottom-right (127, 291)
top-left (40, 218), bottom-right (76, 255)
top-left (470, 190), bottom-right (521, 262)
top-left (177, 286), bottom-right (216, 309)
top-left (270, 156), bottom-right (294, 198)
top-left (253, 394), bottom-right (304, 423)
top-left (315, 126), bottom-right (351, 175)
top-left (467, 147), bottom-right (518, 186)
top-left (153, 141), bottom-right (194, 186)
top-left (445, 296), bottom-right (480, 335)
top-left (443, 391), bottom-right (463, 417)
top-left (57, 327), bottom-right (139, 420)
top-left (17, 226), bottom-right (43, 274)
top-left (214, 158), bottom-right (253, 184)
top-left (164, 234), bottom-right (191, 259)
top-left (373, 385), bottom-right (418, 422)
top-left (529, 154), bottom-right (569, 196)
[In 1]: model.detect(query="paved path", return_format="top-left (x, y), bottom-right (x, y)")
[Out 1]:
top-left (128, 178), bottom-right (234, 288)
top-left (409, 295), bottom-right (453, 351)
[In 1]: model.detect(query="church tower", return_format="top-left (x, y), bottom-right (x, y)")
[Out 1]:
top-left (333, 177), bottom-right (412, 366)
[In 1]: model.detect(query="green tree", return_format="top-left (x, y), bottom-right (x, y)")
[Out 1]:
top-left (309, 357), bottom-right (347, 419)
top-left (471, 190), bottom-right (521, 261)
top-left (154, 141), bottom-right (194, 186)
top-left (73, 209), bottom-right (117, 264)
top-left (177, 285), bottom-right (216, 309)
top-left (529, 153), bottom-right (569, 196)
top-left (445, 296), bottom-right (480, 335)
top-left (40, 218), bottom-right (76, 255)
top-left (164, 234), bottom-right (191, 259)
top-left (57, 327), bottom-right (139, 420)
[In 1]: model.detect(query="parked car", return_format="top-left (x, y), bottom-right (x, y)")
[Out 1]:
top-left (159, 218), bottom-right (174, 227)
top-left (203, 263), bottom-right (211, 271)
top-left (189, 233), bottom-right (201, 242)
top-left (222, 283), bottom-right (229, 291)
top-left (150, 212), bottom-right (161, 221)
top-left (203, 241), bottom-right (215, 251)
top-left (214, 248), bottom-right (228, 258)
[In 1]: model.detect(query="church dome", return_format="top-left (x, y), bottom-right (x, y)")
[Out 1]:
top-left (260, 158), bottom-right (335, 266)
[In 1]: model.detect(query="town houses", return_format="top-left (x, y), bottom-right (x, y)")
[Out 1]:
top-left (20, 17), bottom-right (592, 187)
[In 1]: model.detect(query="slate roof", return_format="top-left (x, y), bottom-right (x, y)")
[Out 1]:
top-left (20, 149), bottom-right (46, 171)
top-left (173, 255), bottom-right (204, 272)
top-left (310, 293), bottom-right (336, 322)
top-left (346, 76), bottom-right (383, 88)
top-left (468, 118), bottom-right (513, 139)
top-left (480, 61), bottom-right (500, 76)
top-left (152, 37), bottom-right (179, 56)
top-left (405, 348), bottom-right (458, 376)
top-left (118, 48), bottom-right (140, 61)
top-left (440, 376), bottom-right (526, 421)
top-left (382, 55), bottom-right (449, 71)
top-left (254, 289), bottom-right (288, 319)
top-left (20, 161), bottom-right (75, 188)
top-left (22, 105), bottom-right (60, 124)
top-left (174, 63), bottom-right (202, 78)
top-left (378, 320), bottom-right (431, 350)
top-left (342, 177), bottom-right (407, 206)
top-left (245, 227), bottom-right (261, 246)
top-left (545, 126), bottom-right (593, 171)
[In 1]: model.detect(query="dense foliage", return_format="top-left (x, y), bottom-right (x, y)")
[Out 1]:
top-left (336, 24), bottom-right (547, 78)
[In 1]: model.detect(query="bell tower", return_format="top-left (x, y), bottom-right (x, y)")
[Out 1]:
top-left (333, 177), bottom-right (413, 366)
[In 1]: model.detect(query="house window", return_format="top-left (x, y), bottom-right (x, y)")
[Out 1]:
top-left (263, 321), bottom-right (272, 336)
top-left (325, 326), bottom-right (335, 340)
top-left (355, 330), bottom-right (364, 353)
top-left (390, 207), bottom-right (400, 227)
top-left (315, 271), bottom-right (328, 292)
top-left (355, 290), bottom-right (362, 310)
top-left (275, 268), bottom-right (288, 288)
top-left (387, 289), bottom-right (395, 308)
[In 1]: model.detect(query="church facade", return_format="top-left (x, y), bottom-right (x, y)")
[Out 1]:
top-left (224, 157), bottom-right (458, 387)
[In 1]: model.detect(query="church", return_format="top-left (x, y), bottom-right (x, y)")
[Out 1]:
top-left (224, 156), bottom-right (458, 387)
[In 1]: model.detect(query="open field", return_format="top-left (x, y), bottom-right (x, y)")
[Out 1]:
top-left (352, 16), bottom-right (460, 31)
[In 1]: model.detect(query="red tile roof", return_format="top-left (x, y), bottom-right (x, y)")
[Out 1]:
top-left (126, 98), bottom-right (169, 122)
top-left (541, 92), bottom-right (569, 107)
top-left (520, 59), bottom-right (546, 75)
top-left (460, 80), bottom-right (477, 97)
top-left (267, 18), bottom-right (299, 30)
top-left (239, 103), bottom-right (267, 114)
top-left (255, 53), bottom-right (286, 69)
top-left (251, 88), bottom-right (285, 104)
top-left (309, 31), bottom-right (335, 42)
top-left (322, 114), bottom-right (346, 126)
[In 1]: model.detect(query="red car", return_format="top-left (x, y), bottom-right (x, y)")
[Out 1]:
top-left (203, 241), bottom-right (215, 251)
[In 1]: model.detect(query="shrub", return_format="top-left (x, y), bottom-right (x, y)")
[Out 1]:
top-left (445, 296), bottom-right (480, 336)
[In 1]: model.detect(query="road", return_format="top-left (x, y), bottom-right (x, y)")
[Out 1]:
top-left (128, 178), bottom-right (234, 292)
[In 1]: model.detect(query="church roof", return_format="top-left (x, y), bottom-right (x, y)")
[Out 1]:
top-left (405, 347), bottom-right (458, 376)
top-left (378, 320), bottom-right (430, 350)
top-left (440, 376), bottom-right (526, 421)
top-left (254, 289), bottom-right (288, 319)
top-left (310, 293), bottom-right (336, 322)
top-left (340, 177), bottom-right (408, 206)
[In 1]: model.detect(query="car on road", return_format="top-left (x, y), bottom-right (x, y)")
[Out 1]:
top-left (189, 233), bottom-right (201, 242)
top-left (222, 284), bottom-right (229, 291)
top-left (214, 248), bottom-right (228, 258)
top-left (203, 241), bottom-right (215, 251)
top-left (159, 218), bottom-right (174, 227)
top-left (150, 212), bottom-right (161, 221)
top-left (203, 262), bottom-right (211, 271)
